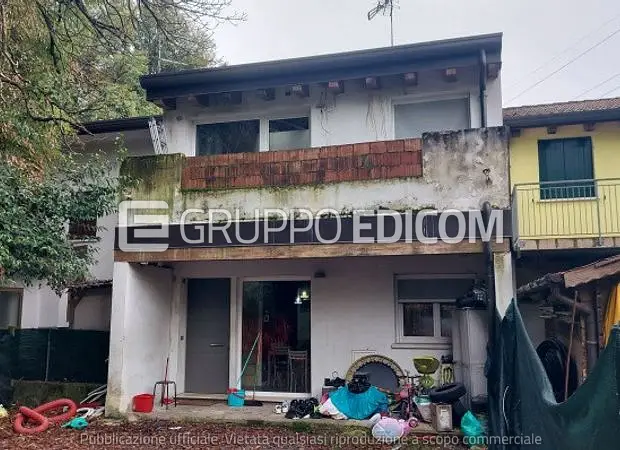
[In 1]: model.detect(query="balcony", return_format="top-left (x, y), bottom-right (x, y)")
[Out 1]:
top-left (182, 138), bottom-right (423, 190)
top-left (120, 127), bottom-right (509, 223)
top-left (512, 179), bottom-right (620, 250)
top-left (116, 128), bottom-right (509, 261)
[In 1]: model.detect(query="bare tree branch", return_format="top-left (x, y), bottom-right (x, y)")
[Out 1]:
top-left (35, 1), bottom-right (62, 70)
top-left (0, 0), bottom-right (242, 164)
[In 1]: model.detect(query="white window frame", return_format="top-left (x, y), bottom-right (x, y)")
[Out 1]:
top-left (193, 108), bottom-right (311, 153)
top-left (394, 274), bottom-right (475, 347)
top-left (0, 288), bottom-right (22, 329)
top-left (391, 92), bottom-right (473, 139)
top-left (267, 116), bottom-right (311, 151)
top-left (231, 276), bottom-right (313, 400)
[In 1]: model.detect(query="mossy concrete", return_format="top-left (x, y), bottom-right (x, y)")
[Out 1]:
top-left (120, 128), bottom-right (509, 224)
top-left (11, 380), bottom-right (100, 407)
top-left (121, 153), bottom-right (186, 219)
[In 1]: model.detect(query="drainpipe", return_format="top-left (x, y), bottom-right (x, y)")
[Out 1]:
top-left (584, 311), bottom-right (598, 373)
top-left (482, 201), bottom-right (496, 344)
top-left (479, 49), bottom-right (488, 128)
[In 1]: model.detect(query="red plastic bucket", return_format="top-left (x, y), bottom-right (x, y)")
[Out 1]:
top-left (132, 394), bottom-right (154, 413)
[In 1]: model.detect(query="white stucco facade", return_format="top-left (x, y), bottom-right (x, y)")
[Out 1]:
top-left (107, 263), bottom-right (176, 414)
top-left (15, 128), bottom-right (154, 331)
top-left (164, 67), bottom-right (502, 158)
top-left (105, 40), bottom-right (514, 414)
top-left (107, 252), bottom-right (517, 415)
top-left (19, 285), bottom-right (68, 328)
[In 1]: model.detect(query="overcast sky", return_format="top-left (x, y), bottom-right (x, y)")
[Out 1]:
top-left (213, 0), bottom-right (620, 107)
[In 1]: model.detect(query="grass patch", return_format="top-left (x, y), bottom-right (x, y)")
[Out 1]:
top-left (11, 380), bottom-right (100, 407)
top-left (245, 419), bottom-right (266, 427)
top-left (290, 421), bottom-right (313, 433)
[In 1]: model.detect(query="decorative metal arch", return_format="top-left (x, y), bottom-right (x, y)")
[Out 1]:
top-left (345, 354), bottom-right (405, 387)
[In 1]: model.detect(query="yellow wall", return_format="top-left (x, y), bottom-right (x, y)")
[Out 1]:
top-left (510, 122), bottom-right (620, 239)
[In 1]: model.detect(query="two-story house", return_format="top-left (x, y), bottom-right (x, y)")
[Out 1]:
top-left (103, 33), bottom-right (515, 416)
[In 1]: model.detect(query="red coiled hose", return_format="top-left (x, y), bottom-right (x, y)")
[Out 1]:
top-left (13, 398), bottom-right (77, 434)
top-left (13, 407), bottom-right (50, 434)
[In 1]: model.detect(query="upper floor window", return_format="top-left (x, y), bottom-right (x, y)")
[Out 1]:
top-left (538, 137), bottom-right (594, 199)
top-left (0, 289), bottom-right (21, 329)
top-left (196, 120), bottom-right (260, 155)
top-left (394, 98), bottom-right (470, 139)
top-left (269, 117), bottom-right (310, 150)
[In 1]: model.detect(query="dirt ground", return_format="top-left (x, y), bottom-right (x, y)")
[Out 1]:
top-left (0, 416), bottom-right (470, 449)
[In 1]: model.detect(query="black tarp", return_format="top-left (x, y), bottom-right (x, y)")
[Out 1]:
top-left (487, 300), bottom-right (620, 449)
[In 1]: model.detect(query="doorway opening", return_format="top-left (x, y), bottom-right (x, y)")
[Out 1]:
top-left (241, 280), bottom-right (311, 393)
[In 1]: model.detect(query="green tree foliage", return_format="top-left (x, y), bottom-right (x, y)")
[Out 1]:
top-left (0, 153), bottom-right (124, 291)
top-left (0, 0), bottom-right (240, 290)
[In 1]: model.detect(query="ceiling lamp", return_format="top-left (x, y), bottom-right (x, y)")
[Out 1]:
top-left (294, 286), bottom-right (311, 305)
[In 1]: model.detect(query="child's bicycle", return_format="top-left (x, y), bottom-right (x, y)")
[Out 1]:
top-left (391, 371), bottom-right (425, 420)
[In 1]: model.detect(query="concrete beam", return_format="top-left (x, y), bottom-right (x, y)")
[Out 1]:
top-left (115, 241), bottom-right (510, 263)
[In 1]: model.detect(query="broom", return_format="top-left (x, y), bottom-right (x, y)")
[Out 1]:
top-left (236, 331), bottom-right (263, 406)
top-left (245, 329), bottom-right (263, 407)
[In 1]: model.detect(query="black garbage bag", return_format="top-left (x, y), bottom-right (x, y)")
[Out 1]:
top-left (347, 372), bottom-right (370, 394)
top-left (285, 397), bottom-right (319, 419)
top-left (324, 375), bottom-right (346, 388)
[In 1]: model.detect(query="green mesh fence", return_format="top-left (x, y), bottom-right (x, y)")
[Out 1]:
top-left (0, 329), bottom-right (109, 384)
top-left (487, 300), bottom-right (620, 449)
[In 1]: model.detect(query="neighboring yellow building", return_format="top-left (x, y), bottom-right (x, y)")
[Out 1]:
top-left (507, 99), bottom-right (620, 369)
top-left (506, 98), bottom-right (620, 250)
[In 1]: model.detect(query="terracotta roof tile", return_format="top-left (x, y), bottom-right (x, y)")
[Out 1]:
top-left (504, 97), bottom-right (620, 120)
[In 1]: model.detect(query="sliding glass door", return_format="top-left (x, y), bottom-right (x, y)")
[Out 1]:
top-left (241, 280), bottom-right (311, 393)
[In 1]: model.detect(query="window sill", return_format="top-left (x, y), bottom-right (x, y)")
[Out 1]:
top-left (537, 197), bottom-right (597, 203)
top-left (391, 341), bottom-right (452, 350)
top-left (69, 238), bottom-right (98, 245)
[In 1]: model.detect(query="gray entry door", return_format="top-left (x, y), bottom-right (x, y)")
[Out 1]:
top-left (185, 278), bottom-right (231, 394)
